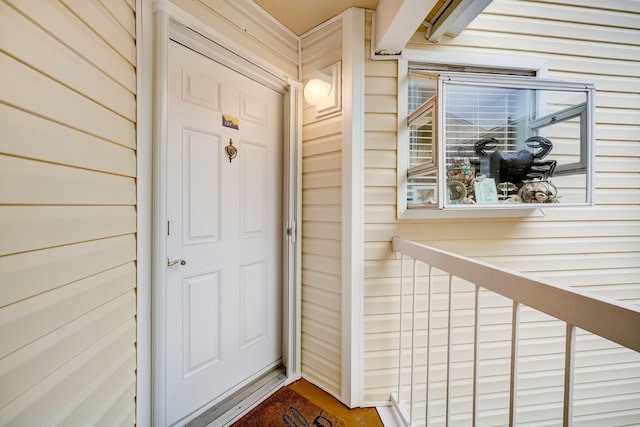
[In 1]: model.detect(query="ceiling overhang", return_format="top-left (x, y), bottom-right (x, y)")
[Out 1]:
top-left (251, 0), bottom-right (492, 55)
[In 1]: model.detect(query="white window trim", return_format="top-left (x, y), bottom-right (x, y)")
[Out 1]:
top-left (397, 50), bottom-right (551, 219)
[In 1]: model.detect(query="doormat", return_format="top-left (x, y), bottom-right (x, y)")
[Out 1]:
top-left (232, 387), bottom-right (346, 427)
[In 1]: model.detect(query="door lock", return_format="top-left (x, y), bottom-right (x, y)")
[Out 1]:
top-left (167, 258), bottom-right (187, 267)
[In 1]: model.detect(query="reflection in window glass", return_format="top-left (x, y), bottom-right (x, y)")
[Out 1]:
top-left (443, 83), bottom-right (589, 205)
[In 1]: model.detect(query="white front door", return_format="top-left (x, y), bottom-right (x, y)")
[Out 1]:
top-left (165, 40), bottom-right (283, 425)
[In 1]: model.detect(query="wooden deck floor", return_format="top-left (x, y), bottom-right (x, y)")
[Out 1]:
top-left (233, 378), bottom-right (385, 426)
top-left (288, 379), bottom-right (384, 426)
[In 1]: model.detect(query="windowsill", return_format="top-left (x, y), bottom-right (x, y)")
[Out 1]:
top-left (399, 201), bottom-right (592, 219)
top-left (398, 206), bottom-right (546, 219)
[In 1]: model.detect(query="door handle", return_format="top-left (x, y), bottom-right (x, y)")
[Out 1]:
top-left (167, 258), bottom-right (187, 267)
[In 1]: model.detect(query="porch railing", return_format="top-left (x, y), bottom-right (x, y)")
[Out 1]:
top-left (390, 236), bottom-right (640, 427)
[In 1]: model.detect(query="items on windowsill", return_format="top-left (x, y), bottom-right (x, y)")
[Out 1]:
top-left (447, 156), bottom-right (475, 185)
top-left (473, 176), bottom-right (498, 204)
top-left (417, 188), bottom-right (437, 205)
top-left (497, 182), bottom-right (518, 200)
top-left (474, 136), bottom-right (556, 186)
top-left (518, 179), bottom-right (559, 203)
top-left (446, 156), bottom-right (477, 204)
top-left (447, 180), bottom-right (466, 202)
top-left (445, 136), bottom-right (560, 205)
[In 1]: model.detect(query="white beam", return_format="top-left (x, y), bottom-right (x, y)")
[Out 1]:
top-left (374, 0), bottom-right (438, 54)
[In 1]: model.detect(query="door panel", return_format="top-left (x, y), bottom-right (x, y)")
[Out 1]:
top-left (166, 40), bottom-right (283, 425)
top-left (240, 92), bottom-right (267, 125)
top-left (240, 141), bottom-right (268, 237)
top-left (182, 68), bottom-right (221, 112)
top-left (183, 272), bottom-right (221, 376)
top-left (183, 128), bottom-right (221, 244)
top-left (239, 261), bottom-right (267, 348)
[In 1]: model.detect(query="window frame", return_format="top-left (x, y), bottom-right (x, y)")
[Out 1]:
top-left (529, 102), bottom-right (589, 176)
top-left (407, 95), bottom-right (437, 178)
top-left (397, 53), bottom-right (595, 219)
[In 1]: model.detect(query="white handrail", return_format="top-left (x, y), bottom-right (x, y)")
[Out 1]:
top-left (392, 237), bottom-right (640, 352)
top-left (390, 236), bottom-right (640, 427)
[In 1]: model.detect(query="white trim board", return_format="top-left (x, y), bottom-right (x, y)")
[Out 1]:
top-left (341, 7), bottom-right (365, 409)
top-left (135, 0), bottom-right (154, 425)
top-left (151, 7), bottom-right (170, 426)
top-left (401, 49), bottom-right (548, 74)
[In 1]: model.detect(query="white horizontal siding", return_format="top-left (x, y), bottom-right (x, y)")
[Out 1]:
top-left (0, 287), bottom-right (136, 408)
top-left (1, 313), bottom-right (136, 425)
top-left (0, 206), bottom-right (136, 256)
top-left (0, 155), bottom-right (136, 205)
top-left (0, 235), bottom-right (136, 307)
top-left (7, 0), bottom-right (136, 92)
top-left (0, 105), bottom-right (136, 176)
top-left (0, 263), bottom-right (135, 355)
top-left (99, 0), bottom-right (136, 39)
top-left (0, 0), bottom-right (137, 424)
top-left (362, 3), bottom-right (640, 424)
top-left (0, 2), bottom-right (135, 121)
top-left (301, 18), bottom-right (342, 76)
top-left (60, 0), bottom-right (136, 65)
top-left (1, 53), bottom-right (134, 146)
top-left (300, 16), bottom-right (344, 397)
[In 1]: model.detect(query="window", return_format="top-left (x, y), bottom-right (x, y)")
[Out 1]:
top-left (400, 69), bottom-right (594, 214)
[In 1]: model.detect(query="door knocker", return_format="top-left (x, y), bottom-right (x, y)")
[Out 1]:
top-left (225, 138), bottom-right (237, 163)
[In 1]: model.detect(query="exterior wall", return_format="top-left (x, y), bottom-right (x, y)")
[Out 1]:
top-left (0, 0), bottom-right (137, 424)
top-left (300, 18), bottom-right (344, 396)
top-left (169, 0), bottom-right (299, 79)
top-left (362, 0), bottom-right (640, 421)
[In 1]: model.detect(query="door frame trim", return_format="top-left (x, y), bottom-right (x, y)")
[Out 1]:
top-left (150, 3), bottom-right (301, 425)
top-left (136, 1), bottom-right (153, 426)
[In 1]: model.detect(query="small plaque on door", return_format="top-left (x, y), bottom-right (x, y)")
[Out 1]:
top-left (222, 113), bottom-right (239, 130)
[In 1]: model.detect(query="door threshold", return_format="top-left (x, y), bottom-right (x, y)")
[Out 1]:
top-left (184, 365), bottom-right (286, 427)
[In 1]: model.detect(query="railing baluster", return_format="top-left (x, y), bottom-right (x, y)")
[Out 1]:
top-left (509, 301), bottom-right (520, 427)
top-left (563, 324), bottom-right (576, 427)
top-left (392, 252), bottom-right (412, 427)
top-left (409, 259), bottom-right (418, 423)
top-left (446, 274), bottom-right (454, 426)
top-left (425, 265), bottom-right (433, 426)
top-left (398, 254), bottom-right (405, 406)
top-left (472, 285), bottom-right (480, 427)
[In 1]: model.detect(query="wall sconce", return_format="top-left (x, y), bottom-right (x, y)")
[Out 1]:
top-left (303, 62), bottom-right (341, 117)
